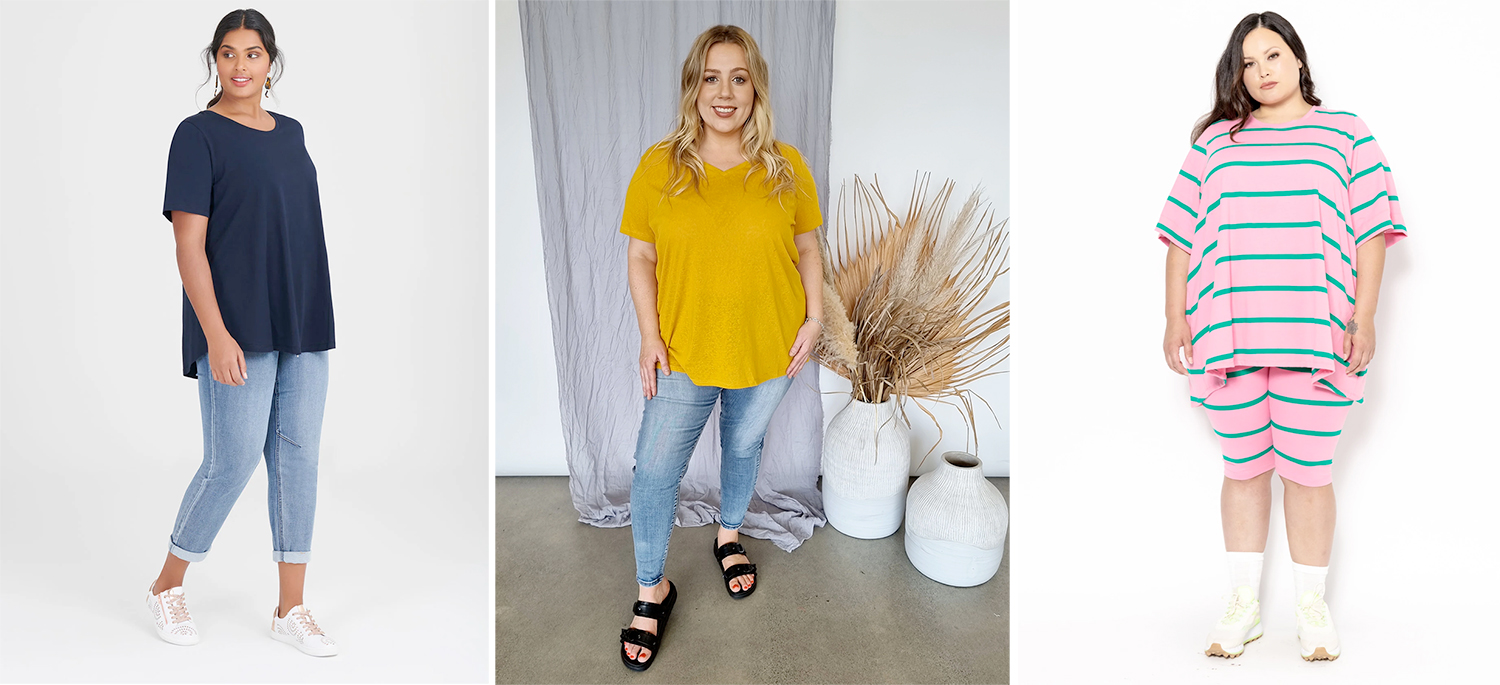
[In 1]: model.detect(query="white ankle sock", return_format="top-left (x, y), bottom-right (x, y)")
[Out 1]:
top-left (1292, 562), bottom-right (1328, 600)
top-left (1226, 551), bottom-right (1264, 596)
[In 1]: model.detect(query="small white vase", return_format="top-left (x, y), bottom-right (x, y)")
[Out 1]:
top-left (903, 451), bottom-right (1007, 587)
top-left (821, 397), bottom-right (911, 539)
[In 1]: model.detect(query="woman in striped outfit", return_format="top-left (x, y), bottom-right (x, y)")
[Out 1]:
top-left (1156, 12), bottom-right (1406, 663)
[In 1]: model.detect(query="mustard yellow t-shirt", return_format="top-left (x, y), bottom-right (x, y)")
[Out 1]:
top-left (619, 141), bottom-right (823, 389)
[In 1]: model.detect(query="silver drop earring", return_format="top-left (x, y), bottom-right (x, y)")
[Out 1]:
top-left (214, 74), bottom-right (221, 95)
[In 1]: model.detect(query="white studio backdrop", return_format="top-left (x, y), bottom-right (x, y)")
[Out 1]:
top-left (495, 0), bottom-right (1012, 478)
top-left (0, 2), bottom-right (491, 682)
top-left (1009, 1), bottom-right (1497, 683)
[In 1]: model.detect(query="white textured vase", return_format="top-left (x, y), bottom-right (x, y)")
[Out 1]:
top-left (821, 397), bottom-right (911, 539)
top-left (903, 451), bottom-right (1008, 587)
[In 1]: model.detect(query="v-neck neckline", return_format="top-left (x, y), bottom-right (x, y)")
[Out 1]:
top-left (704, 159), bottom-right (749, 173)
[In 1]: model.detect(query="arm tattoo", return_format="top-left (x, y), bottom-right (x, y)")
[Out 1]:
top-left (1347, 320), bottom-right (1359, 337)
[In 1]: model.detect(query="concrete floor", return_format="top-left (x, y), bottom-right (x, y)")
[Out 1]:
top-left (497, 476), bottom-right (1008, 684)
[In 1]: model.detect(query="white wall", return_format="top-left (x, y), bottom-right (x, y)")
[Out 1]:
top-left (496, 0), bottom-right (1013, 478)
top-left (825, 0), bottom-right (1011, 478)
top-left (1009, 1), bottom-right (1497, 681)
top-left (496, 0), bottom-right (568, 476)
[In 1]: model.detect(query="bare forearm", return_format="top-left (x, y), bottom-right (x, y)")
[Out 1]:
top-left (796, 246), bottom-right (823, 320)
top-left (1165, 245), bottom-right (1190, 321)
top-left (1352, 238), bottom-right (1387, 322)
top-left (175, 245), bottom-right (230, 341)
top-left (626, 255), bottom-right (662, 340)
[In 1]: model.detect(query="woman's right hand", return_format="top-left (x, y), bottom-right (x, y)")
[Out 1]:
top-left (639, 336), bottom-right (670, 399)
top-left (207, 333), bottom-right (248, 386)
top-left (1163, 316), bottom-right (1193, 376)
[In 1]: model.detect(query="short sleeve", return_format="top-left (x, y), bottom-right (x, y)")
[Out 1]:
top-left (162, 120), bottom-right (212, 222)
top-left (787, 145), bottom-right (823, 235)
top-left (619, 148), bottom-right (656, 243)
top-left (1155, 133), bottom-right (1209, 252)
top-left (1349, 117), bottom-right (1408, 249)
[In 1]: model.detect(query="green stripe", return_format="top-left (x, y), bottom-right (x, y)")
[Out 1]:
top-left (1272, 420), bottom-right (1341, 437)
top-left (1192, 317), bottom-right (1331, 344)
top-left (1184, 302), bottom-right (1198, 316)
top-left (1351, 162), bottom-right (1389, 182)
top-left (1356, 220), bottom-right (1393, 245)
top-left (1186, 241), bottom-right (1218, 283)
top-left (1205, 159), bottom-right (1347, 189)
top-left (1316, 378), bottom-right (1348, 398)
top-left (1330, 314), bottom-right (1346, 331)
top-left (1273, 446), bottom-right (1332, 467)
top-left (1214, 285), bottom-right (1327, 297)
top-left (1351, 191), bottom-right (1388, 214)
top-left (1227, 348), bottom-right (1349, 367)
top-left (1203, 391), bottom-right (1270, 410)
top-left (1215, 422), bottom-right (1271, 439)
top-left (1224, 445), bottom-right (1275, 464)
top-left (1219, 220), bottom-right (1321, 230)
top-left (1194, 190), bottom-right (1349, 235)
top-left (1324, 274), bottom-right (1355, 306)
top-left (1217, 253), bottom-right (1324, 264)
top-left (1226, 366), bottom-right (1264, 378)
top-left (1198, 280), bottom-right (1215, 300)
top-left (1192, 144), bottom-right (1207, 154)
top-left (1157, 223), bottom-right (1193, 249)
top-left (1323, 233), bottom-right (1352, 266)
top-left (1354, 135), bottom-right (1375, 148)
top-left (1206, 141), bottom-right (1348, 169)
top-left (1322, 110), bottom-right (1357, 117)
top-left (1206, 124), bottom-right (1355, 146)
top-left (1168, 196), bottom-right (1199, 218)
top-left (1269, 391), bottom-right (1353, 407)
top-left (1179, 169), bottom-right (1201, 186)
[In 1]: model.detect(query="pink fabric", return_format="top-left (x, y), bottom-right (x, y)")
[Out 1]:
top-left (1155, 107), bottom-right (1407, 405)
top-left (1202, 366), bottom-right (1354, 487)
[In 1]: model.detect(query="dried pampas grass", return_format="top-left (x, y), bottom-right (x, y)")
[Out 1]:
top-left (813, 173), bottom-right (1010, 466)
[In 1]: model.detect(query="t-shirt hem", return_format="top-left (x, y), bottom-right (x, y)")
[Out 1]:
top-left (183, 341), bottom-right (336, 378)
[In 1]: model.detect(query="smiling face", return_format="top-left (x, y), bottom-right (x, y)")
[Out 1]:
top-left (696, 42), bottom-right (753, 137)
top-left (1240, 27), bottom-right (1303, 107)
top-left (214, 27), bottom-right (271, 102)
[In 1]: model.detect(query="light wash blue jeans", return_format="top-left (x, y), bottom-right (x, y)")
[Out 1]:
top-left (630, 368), bottom-right (793, 587)
top-left (168, 351), bottom-right (330, 563)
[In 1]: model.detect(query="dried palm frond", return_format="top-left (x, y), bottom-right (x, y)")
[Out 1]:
top-left (813, 173), bottom-right (1010, 467)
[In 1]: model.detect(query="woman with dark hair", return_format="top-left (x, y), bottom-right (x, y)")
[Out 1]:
top-left (146, 8), bottom-right (338, 657)
top-left (1156, 11), bottom-right (1406, 663)
top-left (615, 24), bottom-right (824, 671)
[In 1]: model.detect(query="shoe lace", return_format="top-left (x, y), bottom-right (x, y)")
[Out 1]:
top-left (164, 592), bottom-right (192, 624)
top-left (291, 608), bottom-right (325, 636)
top-left (1220, 592), bottom-right (1251, 623)
top-left (1298, 593), bottom-right (1330, 628)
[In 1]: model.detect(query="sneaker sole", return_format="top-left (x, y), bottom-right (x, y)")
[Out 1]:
top-left (1205, 621), bottom-right (1263, 658)
top-left (155, 631), bottom-right (199, 646)
top-left (1301, 646), bottom-right (1339, 661)
top-left (271, 629), bottom-right (338, 657)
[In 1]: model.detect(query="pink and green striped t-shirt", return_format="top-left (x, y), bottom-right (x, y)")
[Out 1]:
top-left (1155, 106), bottom-right (1407, 405)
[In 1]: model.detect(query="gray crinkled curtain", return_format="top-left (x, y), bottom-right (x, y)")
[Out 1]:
top-left (519, 0), bottom-right (836, 552)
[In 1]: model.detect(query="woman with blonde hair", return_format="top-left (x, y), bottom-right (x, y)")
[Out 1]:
top-left (615, 24), bottom-right (824, 671)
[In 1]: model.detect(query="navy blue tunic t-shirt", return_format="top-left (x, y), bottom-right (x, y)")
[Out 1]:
top-left (162, 110), bottom-right (335, 378)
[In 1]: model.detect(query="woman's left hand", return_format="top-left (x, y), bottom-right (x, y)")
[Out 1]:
top-left (786, 320), bottom-right (821, 377)
top-left (1344, 313), bottom-right (1376, 376)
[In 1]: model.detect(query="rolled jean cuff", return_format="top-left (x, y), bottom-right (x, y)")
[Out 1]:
top-left (169, 540), bottom-right (208, 563)
top-left (637, 574), bottom-right (663, 588)
top-left (272, 550), bottom-right (311, 564)
top-left (718, 518), bottom-right (743, 531)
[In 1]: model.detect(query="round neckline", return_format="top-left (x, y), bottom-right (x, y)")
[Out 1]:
top-left (1248, 103), bottom-right (1318, 127)
top-left (204, 108), bottom-right (279, 132)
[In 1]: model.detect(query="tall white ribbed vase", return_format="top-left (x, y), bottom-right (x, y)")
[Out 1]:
top-left (821, 397), bottom-right (911, 539)
top-left (903, 451), bottom-right (1007, 586)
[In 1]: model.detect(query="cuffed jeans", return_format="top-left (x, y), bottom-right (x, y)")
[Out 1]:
top-left (168, 350), bottom-right (329, 564)
top-left (630, 368), bottom-right (793, 588)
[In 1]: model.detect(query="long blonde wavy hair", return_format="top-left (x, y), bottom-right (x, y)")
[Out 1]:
top-left (657, 25), bottom-right (798, 201)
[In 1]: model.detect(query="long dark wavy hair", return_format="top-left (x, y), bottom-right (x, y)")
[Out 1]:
top-left (1192, 11), bottom-right (1319, 144)
top-left (201, 9), bottom-right (282, 108)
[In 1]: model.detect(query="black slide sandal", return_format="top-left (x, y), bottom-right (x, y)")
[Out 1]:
top-left (619, 580), bottom-right (676, 671)
top-left (712, 539), bottom-right (758, 599)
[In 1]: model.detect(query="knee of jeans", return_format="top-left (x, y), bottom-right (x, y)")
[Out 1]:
top-left (724, 435), bottom-right (766, 457)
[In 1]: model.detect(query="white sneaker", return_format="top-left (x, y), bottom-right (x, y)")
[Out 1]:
top-left (271, 604), bottom-right (338, 657)
top-left (1205, 585), bottom-right (1263, 658)
top-left (1296, 587), bottom-right (1341, 661)
top-left (146, 582), bottom-right (200, 646)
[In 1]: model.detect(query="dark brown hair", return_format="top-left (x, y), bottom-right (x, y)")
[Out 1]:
top-left (1192, 11), bottom-right (1319, 144)
top-left (201, 9), bottom-right (282, 108)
